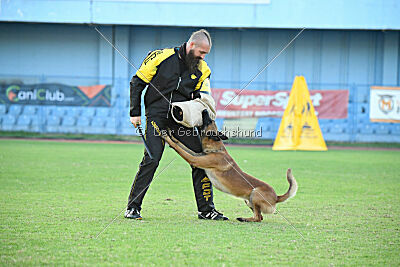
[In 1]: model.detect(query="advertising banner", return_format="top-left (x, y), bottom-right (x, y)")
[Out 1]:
top-left (370, 86), bottom-right (400, 123)
top-left (0, 83), bottom-right (111, 107)
top-left (212, 88), bottom-right (348, 119)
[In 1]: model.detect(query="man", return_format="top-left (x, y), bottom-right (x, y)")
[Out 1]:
top-left (125, 29), bottom-right (228, 221)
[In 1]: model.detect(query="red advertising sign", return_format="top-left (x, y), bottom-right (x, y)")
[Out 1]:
top-left (212, 89), bottom-right (349, 119)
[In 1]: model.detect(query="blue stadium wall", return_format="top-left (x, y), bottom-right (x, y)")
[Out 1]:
top-left (0, 23), bottom-right (399, 142)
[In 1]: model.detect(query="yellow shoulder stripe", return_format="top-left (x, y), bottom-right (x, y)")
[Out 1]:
top-left (136, 48), bottom-right (175, 83)
top-left (199, 78), bottom-right (211, 93)
top-left (195, 60), bottom-right (211, 91)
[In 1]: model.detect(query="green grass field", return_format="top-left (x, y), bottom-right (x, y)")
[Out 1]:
top-left (1, 139), bottom-right (399, 265)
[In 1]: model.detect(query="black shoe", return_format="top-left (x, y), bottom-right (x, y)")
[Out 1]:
top-left (124, 208), bottom-right (142, 220)
top-left (198, 209), bottom-right (229, 220)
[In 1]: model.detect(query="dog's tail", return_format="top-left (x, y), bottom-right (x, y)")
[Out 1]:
top-left (276, 168), bottom-right (298, 203)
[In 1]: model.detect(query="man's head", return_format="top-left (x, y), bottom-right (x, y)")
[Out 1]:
top-left (185, 29), bottom-right (212, 72)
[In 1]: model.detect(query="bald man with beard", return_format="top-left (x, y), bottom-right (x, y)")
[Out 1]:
top-left (125, 29), bottom-right (228, 221)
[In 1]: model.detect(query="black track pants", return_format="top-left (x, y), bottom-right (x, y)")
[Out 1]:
top-left (127, 116), bottom-right (215, 212)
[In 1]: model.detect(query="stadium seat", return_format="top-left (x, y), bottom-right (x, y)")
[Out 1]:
top-left (124, 99), bottom-right (130, 108)
top-left (30, 116), bottom-right (41, 130)
top-left (329, 124), bottom-right (344, 134)
top-left (66, 107), bottom-right (82, 117)
top-left (31, 116), bottom-right (41, 126)
top-left (358, 124), bottom-right (374, 134)
top-left (114, 98), bottom-right (125, 109)
top-left (96, 107), bottom-right (110, 117)
top-left (47, 115), bottom-right (61, 126)
top-left (1, 114), bottom-right (17, 131)
top-left (59, 116), bottom-right (76, 133)
top-left (105, 117), bottom-right (116, 128)
top-left (46, 115), bottom-right (61, 133)
top-left (255, 118), bottom-right (271, 132)
top-left (375, 124), bottom-right (389, 135)
top-left (8, 105), bottom-right (23, 116)
top-left (105, 117), bottom-right (116, 127)
top-left (77, 117), bottom-right (90, 126)
top-left (43, 106), bottom-right (53, 116)
top-left (270, 119), bottom-right (281, 133)
top-left (391, 125), bottom-right (400, 135)
top-left (52, 106), bottom-right (67, 117)
top-left (119, 117), bottom-right (137, 135)
top-left (62, 116), bottom-right (76, 127)
top-left (356, 116), bottom-right (369, 125)
top-left (0, 105), bottom-right (6, 115)
top-left (81, 107), bottom-right (96, 117)
top-left (104, 117), bottom-right (117, 134)
top-left (91, 117), bottom-right (104, 127)
top-left (88, 117), bottom-right (105, 134)
top-left (76, 117), bottom-right (90, 133)
top-left (22, 105), bottom-right (37, 116)
top-left (319, 123), bottom-right (330, 134)
top-left (256, 118), bottom-right (277, 139)
top-left (15, 115), bottom-right (31, 131)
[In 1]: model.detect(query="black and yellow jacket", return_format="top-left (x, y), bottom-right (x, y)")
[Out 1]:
top-left (129, 43), bottom-right (211, 117)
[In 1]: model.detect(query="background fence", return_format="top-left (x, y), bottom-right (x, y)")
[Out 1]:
top-left (1, 73), bottom-right (399, 142)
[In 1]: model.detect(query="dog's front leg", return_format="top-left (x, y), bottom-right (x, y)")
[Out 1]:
top-left (161, 132), bottom-right (216, 169)
top-left (164, 129), bottom-right (204, 156)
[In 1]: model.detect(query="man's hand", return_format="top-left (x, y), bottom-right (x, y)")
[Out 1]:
top-left (130, 116), bottom-right (141, 128)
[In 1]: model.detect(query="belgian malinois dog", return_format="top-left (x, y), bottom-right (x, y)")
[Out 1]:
top-left (162, 110), bottom-right (298, 222)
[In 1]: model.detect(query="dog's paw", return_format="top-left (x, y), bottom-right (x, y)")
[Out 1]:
top-left (236, 217), bottom-right (247, 222)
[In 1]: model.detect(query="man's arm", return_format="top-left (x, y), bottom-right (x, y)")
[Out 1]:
top-left (129, 75), bottom-right (147, 127)
top-left (130, 75), bottom-right (147, 117)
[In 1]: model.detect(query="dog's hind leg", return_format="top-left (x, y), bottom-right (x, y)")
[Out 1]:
top-left (244, 199), bottom-right (254, 212)
top-left (243, 190), bottom-right (264, 221)
top-left (238, 188), bottom-right (271, 222)
top-left (237, 204), bottom-right (262, 222)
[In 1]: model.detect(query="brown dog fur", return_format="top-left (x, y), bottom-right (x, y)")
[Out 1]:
top-left (162, 111), bottom-right (298, 222)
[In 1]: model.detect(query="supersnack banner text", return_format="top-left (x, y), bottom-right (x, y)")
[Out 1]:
top-left (212, 88), bottom-right (348, 119)
top-left (0, 83), bottom-right (111, 107)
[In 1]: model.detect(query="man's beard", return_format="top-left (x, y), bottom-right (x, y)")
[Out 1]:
top-left (186, 49), bottom-right (201, 73)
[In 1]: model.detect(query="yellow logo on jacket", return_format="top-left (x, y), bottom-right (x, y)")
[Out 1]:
top-left (191, 74), bottom-right (197, 79)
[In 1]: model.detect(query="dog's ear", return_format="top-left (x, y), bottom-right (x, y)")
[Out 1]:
top-left (218, 131), bottom-right (228, 140)
top-left (202, 109), bottom-right (211, 125)
top-left (202, 109), bottom-right (210, 121)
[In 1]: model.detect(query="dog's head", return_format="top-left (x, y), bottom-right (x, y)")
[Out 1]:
top-left (200, 110), bottom-right (228, 153)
